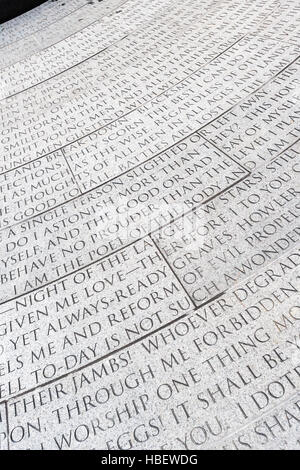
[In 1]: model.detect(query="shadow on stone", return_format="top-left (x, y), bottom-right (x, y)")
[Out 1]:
top-left (0, 0), bottom-right (46, 23)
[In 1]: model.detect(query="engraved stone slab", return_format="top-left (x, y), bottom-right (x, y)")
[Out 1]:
top-left (3, 253), bottom-right (300, 449)
top-left (0, 0), bottom-right (300, 451)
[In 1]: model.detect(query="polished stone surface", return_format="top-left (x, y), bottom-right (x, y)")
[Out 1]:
top-left (0, 0), bottom-right (299, 450)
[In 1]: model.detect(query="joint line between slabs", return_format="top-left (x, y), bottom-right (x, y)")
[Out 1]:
top-left (0, 173), bottom-right (249, 306)
top-left (0, 312), bottom-right (189, 406)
